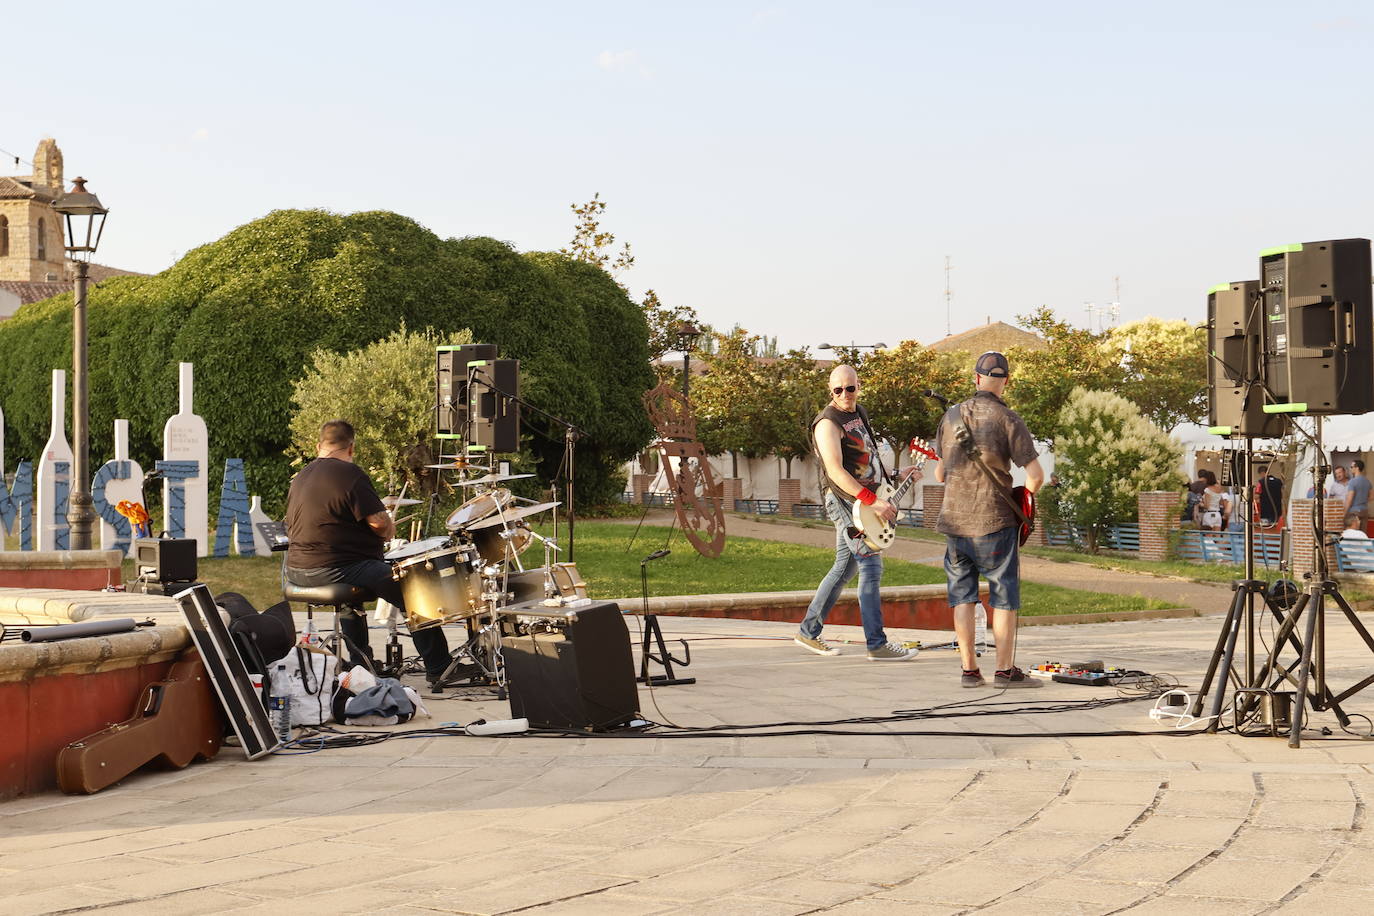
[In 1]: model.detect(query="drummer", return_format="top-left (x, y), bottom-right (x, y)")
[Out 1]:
top-left (285, 419), bottom-right (451, 683)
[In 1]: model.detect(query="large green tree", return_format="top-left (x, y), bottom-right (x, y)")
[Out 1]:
top-left (1004, 306), bottom-right (1123, 448)
top-left (1104, 317), bottom-right (1208, 432)
top-left (0, 209), bottom-right (655, 512)
top-left (860, 342), bottom-right (971, 466)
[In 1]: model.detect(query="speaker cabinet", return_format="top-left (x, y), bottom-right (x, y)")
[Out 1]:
top-left (1208, 280), bottom-right (1286, 436)
top-left (135, 536), bottom-right (197, 583)
top-left (470, 358), bottom-right (520, 453)
top-left (500, 600), bottom-right (639, 731)
top-left (436, 344), bottom-right (497, 439)
top-left (1260, 238), bottom-right (1373, 415)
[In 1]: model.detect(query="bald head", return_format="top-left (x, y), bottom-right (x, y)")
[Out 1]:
top-left (828, 364), bottom-right (859, 411)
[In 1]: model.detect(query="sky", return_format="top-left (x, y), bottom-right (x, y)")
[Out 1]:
top-left (7, 1), bottom-right (1374, 350)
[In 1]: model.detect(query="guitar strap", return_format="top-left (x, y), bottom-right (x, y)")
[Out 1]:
top-left (955, 401), bottom-right (1031, 529)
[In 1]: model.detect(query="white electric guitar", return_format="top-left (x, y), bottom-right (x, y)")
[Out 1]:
top-left (853, 438), bottom-right (939, 551)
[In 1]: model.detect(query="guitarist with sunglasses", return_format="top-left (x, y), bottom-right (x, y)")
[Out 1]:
top-left (796, 365), bottom-right (920, 661)
top-left (933, 351), bottom-right (1045, 688)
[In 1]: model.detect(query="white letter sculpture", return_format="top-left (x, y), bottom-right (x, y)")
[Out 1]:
top-left (94, 419), bottom-right (146, 557)
top-left (161, 362), bottom-right (209, 557)
top-left (36, 369), bottom-right (73, 551)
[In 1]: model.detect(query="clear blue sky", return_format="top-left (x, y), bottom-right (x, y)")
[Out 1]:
top-left (7, 1), bottom-right (1373, 349)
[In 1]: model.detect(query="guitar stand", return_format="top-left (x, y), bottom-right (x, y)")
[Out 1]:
top-left (638, 614), bottom-right (694, 686)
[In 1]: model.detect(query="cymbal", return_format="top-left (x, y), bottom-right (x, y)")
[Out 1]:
top-left (462, 501), bottom-right (561, 530)
top-left (425, 462), bottom-right (493, 471)
top-left (453, 472), bottom-right (534, 487)
top-left (381, 496), bottom-right (421, 508)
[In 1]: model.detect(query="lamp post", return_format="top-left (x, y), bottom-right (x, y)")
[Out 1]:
top-left (675, 322), bottom-right (701, 404)
top-left (52, 177), bottom-right (109, 551)
top-left (819, 341), bottom-right (887, 364)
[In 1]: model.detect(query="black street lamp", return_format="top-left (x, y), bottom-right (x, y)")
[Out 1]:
top-left (675, 322), bottom-right (701, 404)
top-left (819, 341), bottom-right (887, 365)
top-left (52, 177), bottom-right (109, 551)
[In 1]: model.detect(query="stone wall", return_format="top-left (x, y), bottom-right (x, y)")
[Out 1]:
top-left (1290, 498), bottom-right (1343, 579)
top-left (923, 484), bottom-right (945, 530)
top-left (1138, 491), bottom-right (1181, 562)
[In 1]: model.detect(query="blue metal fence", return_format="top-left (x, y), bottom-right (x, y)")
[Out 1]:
top-left (1174, 530), bottom-right (1284, 566)
top-left (1042, 522), bottom-right (1141, 552)
top-left (1336, 538), bottom-right (1374, 573)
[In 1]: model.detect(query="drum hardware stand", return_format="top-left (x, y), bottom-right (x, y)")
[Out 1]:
top-left (637, 549), bottom-right (694, 687)
top-left (468, 366), bottom-right (585, 563)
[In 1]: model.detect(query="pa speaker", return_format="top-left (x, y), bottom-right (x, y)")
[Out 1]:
top-left (470, 358), bottom-right (520, 453)
top-left (1208, 280), bottom-right (1286, 437)
top-left (1260, 238), bottom-right (1373, 415)
top-left (436, 344), bottom-right (497, 439)
top-left (500, 600), bottom-right (639, 731)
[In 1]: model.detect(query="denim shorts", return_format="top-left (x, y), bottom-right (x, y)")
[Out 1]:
top-left (944, 525), bottom-right (1021, 610)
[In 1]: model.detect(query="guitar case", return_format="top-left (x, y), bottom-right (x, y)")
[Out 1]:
top-left (56, 647), bottom-right (226, 794)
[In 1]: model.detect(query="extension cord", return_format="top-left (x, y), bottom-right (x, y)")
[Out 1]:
top-left (465, 717), bottom-right (529, 736)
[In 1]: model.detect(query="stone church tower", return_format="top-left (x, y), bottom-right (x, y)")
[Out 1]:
top-left (0, 138), bottom-right (70, 282)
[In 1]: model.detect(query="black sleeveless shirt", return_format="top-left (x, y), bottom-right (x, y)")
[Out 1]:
top-left (812, 404), bottom-right (881, 498)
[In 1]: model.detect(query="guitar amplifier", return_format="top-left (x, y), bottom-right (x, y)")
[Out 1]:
top-left (499, 600), bottom-right (639, 731)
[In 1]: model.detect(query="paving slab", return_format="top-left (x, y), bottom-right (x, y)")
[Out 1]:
top-left (6, 607), bottom-right (1374, 914)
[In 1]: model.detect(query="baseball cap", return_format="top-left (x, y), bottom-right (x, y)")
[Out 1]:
top-left (975, 351), bottom-right (1010, 378)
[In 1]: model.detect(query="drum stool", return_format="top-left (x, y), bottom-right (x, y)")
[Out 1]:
top-left (282, 581), bottom-right (374, 670)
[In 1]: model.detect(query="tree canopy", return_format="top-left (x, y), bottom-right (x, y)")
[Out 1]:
top-left (0, 209), bottom-right (655, 511)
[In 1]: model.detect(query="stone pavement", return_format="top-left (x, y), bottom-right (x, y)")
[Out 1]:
top-left (5, 610), bottom-right (1374, 915)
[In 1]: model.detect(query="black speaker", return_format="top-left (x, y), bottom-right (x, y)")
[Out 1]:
top-left (1260, 238), bottom-right (1374, 415)
top-left (500, 600), bottom-right (639, 731)
top-left (436, 344), bottom-right (498, 439)
top-left (134, 537), bottom-right (197, 583)
top-left (1208, 280), bottom-right (1286, 437)
top-left (470, 358), bottom-right (520, 452)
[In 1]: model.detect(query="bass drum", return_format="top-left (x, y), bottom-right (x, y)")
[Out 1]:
top-left (390, 541), bottom-right (483, 629)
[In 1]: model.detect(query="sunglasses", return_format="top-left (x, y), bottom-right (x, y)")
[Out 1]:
top-left (831, 385), bottom-right (858, 395)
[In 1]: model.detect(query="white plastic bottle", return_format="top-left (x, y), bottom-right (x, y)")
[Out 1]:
top-left (974, 605), bottom-right (988, 657)
top-left (268, 663), bottom-right (292, 743)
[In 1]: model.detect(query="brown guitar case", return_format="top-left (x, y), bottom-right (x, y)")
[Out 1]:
top-left (57, 647), bottom-right (226, 794)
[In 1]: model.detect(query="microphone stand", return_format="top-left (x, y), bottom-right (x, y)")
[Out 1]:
top-left (469, 370), bottom-right (588, 563)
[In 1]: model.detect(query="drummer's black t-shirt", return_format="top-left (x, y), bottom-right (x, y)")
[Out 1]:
top-left (285, 458), bottom-right (387, 568)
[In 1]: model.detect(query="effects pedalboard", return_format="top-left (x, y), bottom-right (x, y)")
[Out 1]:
top-left (1029, 661), bottom-right (1126, 687)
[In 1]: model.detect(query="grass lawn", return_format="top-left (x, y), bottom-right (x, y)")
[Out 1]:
top-left (126, 522), bottom-right (1171, 618)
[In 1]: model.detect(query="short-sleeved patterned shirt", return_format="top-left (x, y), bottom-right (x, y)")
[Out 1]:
top-left (934, 391), bottom-right (1039, 538)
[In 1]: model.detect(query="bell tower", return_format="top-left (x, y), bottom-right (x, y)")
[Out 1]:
top-left (32, 139), bottom-right (63, 192)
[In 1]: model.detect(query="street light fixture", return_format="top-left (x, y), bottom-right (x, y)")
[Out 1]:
top-left (52, 177), bottom-right (109, 551)
top-left (818, 341), bottom-right (887, 351)
top-left (675, 322), bottom-right (701, 404)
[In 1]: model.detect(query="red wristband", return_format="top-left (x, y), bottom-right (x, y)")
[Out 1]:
top-left (857, 488), bottom-right (877, 506)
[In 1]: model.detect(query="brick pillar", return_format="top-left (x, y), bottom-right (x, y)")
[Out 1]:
top-left (778, 479), bottom-right (801, 516)
top-left (632, 473), bottom-right (652, 504)
top-left (720, 477), bottom-right (743, 512)
top-left (1026, 515), bottom-right (1049, 547)
top-left (1290, 498), bottom-right (1342, 579)
top-left (923, 484), bottom-right (945, 530)
top-left (1138, 491), bottom-right (1181, 562)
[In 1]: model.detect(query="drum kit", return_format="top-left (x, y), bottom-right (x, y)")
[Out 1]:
top-left (378, 466), bottom-right (586, 691)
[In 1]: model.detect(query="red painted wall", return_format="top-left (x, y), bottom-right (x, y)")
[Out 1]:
top-left (0, 568), bottom-right (122, 590)
top-left (0, 660), bottom-right (172, 799)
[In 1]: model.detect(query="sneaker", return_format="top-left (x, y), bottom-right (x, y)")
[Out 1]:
top-left (961, 668), bottom-right (985, 688)
top-left (794, 634), bottom-right (841, 656)
top-left (994, 666), bottom-right (1043, 688)
top-left (867, 642), bottom-right (918, 661)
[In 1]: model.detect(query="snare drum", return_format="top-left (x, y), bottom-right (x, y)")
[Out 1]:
top-left (501, 562), bottom-right (587, 605)
top-left (383, 536), bottom-right (450, 562)
top-left (551, 562), bottom-right (587, 600)
top-left (390, 540), bottom-right (483, 630)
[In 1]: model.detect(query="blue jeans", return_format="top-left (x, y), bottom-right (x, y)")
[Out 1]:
top-left (799, 491), bottom-right (888, 650)
top-left (944, 525), bottom-right (1021, 610)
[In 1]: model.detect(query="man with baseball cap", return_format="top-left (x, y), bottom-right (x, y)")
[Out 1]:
top-left (933, 351), bottom-right (1045, 688)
